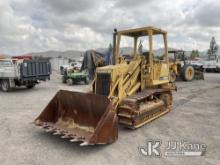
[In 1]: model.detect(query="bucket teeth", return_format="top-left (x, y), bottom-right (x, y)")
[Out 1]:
top-left (61, 135), bottom-right (70, 139)
top-left (80, 142), bottom-right (89, 146)
top-left (42, 123), bottom-right (49, 128)
top-left (45, 128), bottom-right (54, 132)
top-left (69, 136), bottom-right (85, 142)
top-left (70, 138), bottom-right (80, 142)
top-left (36, 124), bottom-right (92, 146)
top-left (34, 120), bottom-right (42, 126)
top-left (53, 130), bottom-right (61, 135)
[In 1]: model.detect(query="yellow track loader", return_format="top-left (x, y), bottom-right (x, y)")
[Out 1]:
top-left (34, 26), bottom-right (176, 146)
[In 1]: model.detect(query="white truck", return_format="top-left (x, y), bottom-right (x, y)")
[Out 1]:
top-left (0, 59), bottom-right (51, 91)
top-left (188, 56), bottom-right (220, 73)
top-left (202, 57), bottom-right (220, 72)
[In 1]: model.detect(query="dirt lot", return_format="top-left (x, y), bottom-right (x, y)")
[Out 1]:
top-left (0, 72), bottom-right (219, 165)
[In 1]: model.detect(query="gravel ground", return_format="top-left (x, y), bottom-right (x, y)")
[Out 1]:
top-left (0, 72), bottom-right (219, 165)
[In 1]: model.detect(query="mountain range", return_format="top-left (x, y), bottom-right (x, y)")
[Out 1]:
top-left (1, 47), bottom-right (209, 59)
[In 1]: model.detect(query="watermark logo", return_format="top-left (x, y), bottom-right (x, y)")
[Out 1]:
top-left (139, 140), bottom-right (161, 157)
top-left (165, 140), bottom-right (207, 157)
top-left (139, 140), bottom-right (206, 157)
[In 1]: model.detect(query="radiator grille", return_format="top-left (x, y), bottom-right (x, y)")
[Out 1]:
top-left (96, 73), bottom-right (111, 96)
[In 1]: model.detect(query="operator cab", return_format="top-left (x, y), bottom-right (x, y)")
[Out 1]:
top-left (113, 26), bottom-right (168, 65)
top-left (113, 27), bottom-right (170, 84)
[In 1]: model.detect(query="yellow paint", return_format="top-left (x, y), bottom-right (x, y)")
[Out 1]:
top-left (93, 26), bottom-right (174, 106)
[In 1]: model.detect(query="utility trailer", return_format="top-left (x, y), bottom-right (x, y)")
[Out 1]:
top-left (0, 59), bottom-right (51, 91)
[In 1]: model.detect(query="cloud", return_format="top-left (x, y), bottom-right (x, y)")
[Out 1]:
top-left (114, 0), bottom-right (154, 8)
top-left (0, 0), bottom-right (219, 55)
top-left (42, 0), bottom-right (97, 14)
top-left (187, 0), bottom-right (220, 27)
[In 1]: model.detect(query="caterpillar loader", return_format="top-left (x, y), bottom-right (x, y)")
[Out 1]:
top-left (34, 26), bottom-right (176, 146)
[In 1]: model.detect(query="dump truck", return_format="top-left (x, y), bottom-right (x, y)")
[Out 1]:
top-left (168, 50), bottom-right (204, 82)
top-left (34, 26), bottom-right (176, 146)
top-left (0, 58), bottom-right (51, 91)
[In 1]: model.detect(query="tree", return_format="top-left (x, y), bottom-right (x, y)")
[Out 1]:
top-left (208, 37), bottom-right (218, 60)
top-left (190, 49), bottom-right (199, 59)
top-left (108, 43), bottom-right (113, 53)
top-left (105, 43), bottom-right (113, 64)
top-left (138, 40), bottom-right (143, 54)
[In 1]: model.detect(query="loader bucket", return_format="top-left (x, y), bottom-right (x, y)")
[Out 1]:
top-left (34, 90), bottom-right (118, 146)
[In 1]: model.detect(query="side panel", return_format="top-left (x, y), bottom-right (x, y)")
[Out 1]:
top-left (152, 62), bottom-right (169, 85)
top-left (203, 60), bottom-right (220, 69)
top-left (20, 60), bottom-right (51, 80)
top-left (95, 73), bottom-right (111, 96)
